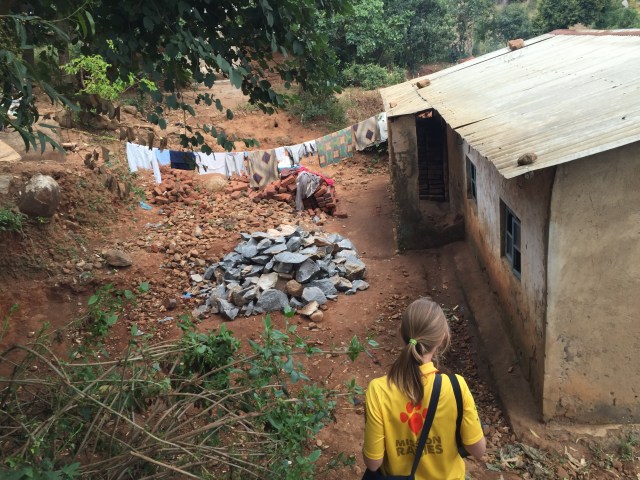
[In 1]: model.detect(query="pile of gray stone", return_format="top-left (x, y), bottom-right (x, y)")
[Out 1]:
top-left (198, 224), bottom-right (368, 320)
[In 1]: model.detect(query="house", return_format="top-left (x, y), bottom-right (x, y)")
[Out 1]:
top-left (380, 30), bottom-right (640, 423)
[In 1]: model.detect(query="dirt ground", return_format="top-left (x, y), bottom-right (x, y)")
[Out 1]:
top-left (1, 80), bottom-right (639, 479)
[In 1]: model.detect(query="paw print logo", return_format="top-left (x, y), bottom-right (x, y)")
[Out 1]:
top-left (400, 402), bottom-right (427, 435)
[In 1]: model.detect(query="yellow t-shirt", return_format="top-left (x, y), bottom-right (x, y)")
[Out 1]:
top-left (363, 363), bottom-right (483, 480)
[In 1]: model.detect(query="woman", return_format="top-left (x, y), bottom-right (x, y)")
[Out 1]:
top-left (363, 298), bottom-right (486, 479)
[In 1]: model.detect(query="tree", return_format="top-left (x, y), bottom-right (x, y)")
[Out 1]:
top-left (1, 0), bottom-right (350, 151)
top-left (534, 0), bottom-right (639, 32)
top-left (450, 0), bottom-right (495, 60)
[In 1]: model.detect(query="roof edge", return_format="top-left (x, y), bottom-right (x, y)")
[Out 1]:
top-left (551, 28), bottom-right (640, 37)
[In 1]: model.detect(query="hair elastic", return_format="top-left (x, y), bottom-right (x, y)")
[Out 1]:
top-left (408, 338), bottom-right (418, 346)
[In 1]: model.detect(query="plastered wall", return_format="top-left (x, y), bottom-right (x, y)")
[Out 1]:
top-left (456, 139), bottom-right (554, 405)
top-left (545, 142), bottom-right (640, 422)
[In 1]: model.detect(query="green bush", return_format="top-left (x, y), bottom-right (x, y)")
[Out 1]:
top-left (340, 63), bottom-right (406, 90)
top-left (0, 208), bottom-right (25, 233)
top-left (288, 91), bottom-right (347, 129)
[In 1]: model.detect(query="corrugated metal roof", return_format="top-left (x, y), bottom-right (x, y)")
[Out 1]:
top-left (382, 31), bottom-right (640, 178)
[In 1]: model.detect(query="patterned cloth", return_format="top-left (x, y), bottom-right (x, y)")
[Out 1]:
top-left (353, 116), bottom-right (380, 151)
top-left (316, 127), bottom-right (354, 167)
top-left (247, 149), bottom-right (279, 188)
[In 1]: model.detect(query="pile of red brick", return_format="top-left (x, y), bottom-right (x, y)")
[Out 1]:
top-left (149, 167), bottom-right (202, 205)
top-left (255, 169), bottom-right (344, 217)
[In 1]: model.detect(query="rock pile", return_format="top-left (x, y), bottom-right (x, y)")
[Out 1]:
top-left (196, 224), bottom-right (368, 320)
top-left (255, 168), bottom-right (342, 217)
top-left (150, 167), bottom-right (203, 206)
top-left (151, 166), bottom-right (344, 218)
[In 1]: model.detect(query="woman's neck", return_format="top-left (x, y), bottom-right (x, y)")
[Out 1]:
top-left (420, 352), bottom-right (435, 364)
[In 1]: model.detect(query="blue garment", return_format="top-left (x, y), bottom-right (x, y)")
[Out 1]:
top-left (170, 151), bottom-right (196, 170)
top-left (154, 148), bottom-right (171, 166)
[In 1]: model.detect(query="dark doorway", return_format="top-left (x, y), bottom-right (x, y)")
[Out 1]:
top-left (416, 110), bottom-right (448, 201)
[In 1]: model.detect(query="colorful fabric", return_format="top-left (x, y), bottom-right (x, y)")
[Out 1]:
top-left (170, 151), bottom-right (196, 170)
top-left (353, 116), bottom-right (380, 151)
top-left (316, 127), bottom-right (354, 167)
top-left (247, 149), bottom-right (279, 188)
top-left (364, 362), bottom-right (483, 480)
top-left (225, 152), bottom-right (246, 176)
top-left (195, 152), bottom-right (227, 175)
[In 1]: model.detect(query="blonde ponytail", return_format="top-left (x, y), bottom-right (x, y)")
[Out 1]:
top-left (388, 298), bottom-right (450, 405)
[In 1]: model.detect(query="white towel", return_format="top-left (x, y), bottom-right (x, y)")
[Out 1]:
top-left (377, 112), bottom-right (388, 142)
top-left (196, 152), bottom-right (227, 175)
top-left (126, 143), bottom-right (161, 183)
top-left (275, 146), bottom-right (292, 169)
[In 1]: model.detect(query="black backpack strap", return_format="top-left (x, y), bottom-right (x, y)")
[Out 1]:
top-left (409, 373), bottom-right (442, 476)
top-left (447, 373), bottom-right (469, 458)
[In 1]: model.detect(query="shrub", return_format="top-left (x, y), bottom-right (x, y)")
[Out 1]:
top-left (340, 63), bottom-right (406, 90)
top-left (0, 208), bottom-right (25, 233)
top-left (288, 91), bottom-right (347, 129)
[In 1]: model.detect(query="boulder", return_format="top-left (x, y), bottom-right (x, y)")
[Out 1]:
top-left (256, 289), bottom-right (289, 312)
top-left (298, 301), bottom-right (319, 317)
top-left (18, 174), bottom-right (61, 217)
top-left (286, 279), bottom-right (304, 297)
top-left (309, 278), bottom-right (338, 298)
top-left (345, 257), bottom-right (367, 280)
top-left (104, 249), bottom-right (133, 268)
top-left (198, 173), bottom-right (228, 193)
top-left (274, 251), bottom-right (307, 264)
top-left (302, 286), bottom-right (327, 305)
top-left (295, 258), bottom-right (321, 283)
top-left (217, 298), bottom-right (239, 320)
top-left (257, 272), bottom-right (278, 291)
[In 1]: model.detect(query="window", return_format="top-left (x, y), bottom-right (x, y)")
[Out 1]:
top-left (503, 204), bottom-right (521, 278)
top-left (466, 157), bottom-right (477, 201)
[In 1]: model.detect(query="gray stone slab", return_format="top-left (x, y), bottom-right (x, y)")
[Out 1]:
top-left (257, 272), bottom-right (279, 291)
top-left (251, 255), bottom-right (271, 265)
top-left (273, 261), bottom-right (293, 274)
top-left (309, 278), bottom-right (338, 297)
top-left (345, 257), bottom-right (367, 280)
top-left (256, 238), bottom-right (273, 251)
top-left (274, 251), bottom-right (308, 264)
top-left (217, 298), bottom-right (239, 320)
top-left (302, 286), bottom-right (327, 305)
top-left (256, 289), bottom-right (290, 312)
top-left (286, 236), bottom-right (302, 252)
top-left (264, 243), bottom-right (287, 255)
top-left (295, 258), bottom-right (321, 283)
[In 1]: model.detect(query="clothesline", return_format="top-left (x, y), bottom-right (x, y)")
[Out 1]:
top-left (125, 112), bottom-right (388, 186)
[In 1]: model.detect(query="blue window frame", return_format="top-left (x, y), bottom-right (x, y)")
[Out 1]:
top-left (504, 205), bottom-right (521, 278)
top-left (466, 157), bottom-right (477, 201)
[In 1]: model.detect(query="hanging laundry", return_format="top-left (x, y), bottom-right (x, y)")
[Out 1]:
top-left (154, 148), bottom-right (171, 166)
top-left (170, 151), bottom-right (196, 170)
top-left (247, 149), bottom-right (278, 189)
top-left (285, 144), bottom-right (306, 165)
top-left (303, 140), bottom-right (317, 156)
top-left (377, 112), bottom-right (388, 142)
top-left (275, 146), bottom-right (292, 170)
top-left (352, 115), bottom-right (380, 151)
top-left (225, 152), bottom-right (246, 176)
top-left (195, 152), bottom-right (227, 175)
top-left (126, 142), bottom-right (153, 172)
top-left (298, 165), bottom-right (334, 186)
top-left (125, 143), bottom-right (161, 183)
top-left (316, 127), bottom-right (354, 167)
